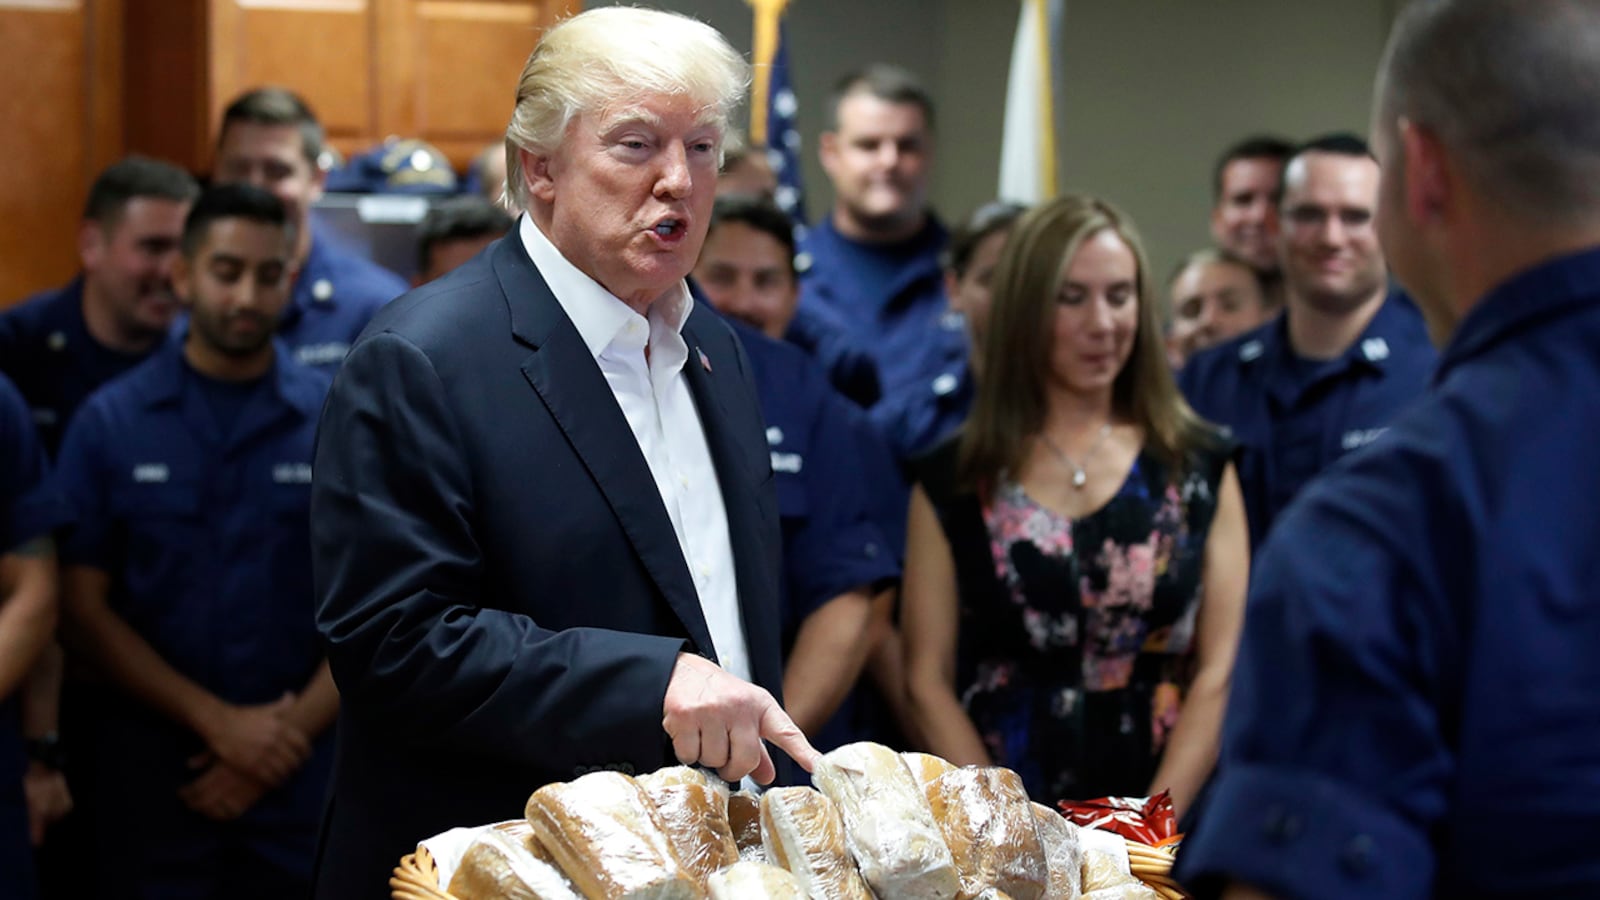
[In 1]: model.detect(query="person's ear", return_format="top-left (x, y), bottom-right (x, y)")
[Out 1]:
top-left (309, 160), bottom-right (328, 204)
top-left (818, 131), bottom-right (840, 175)
top-left (1400, 118), bottom-right (1450, 226)
top-left (78, 220), bottom-right (106, 270)
top-left (523, 147), bottom-right (558, 205)
top-left (170, 254), bottom-right (194, 306)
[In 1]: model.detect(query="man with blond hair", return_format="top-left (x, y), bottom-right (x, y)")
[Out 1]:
top-left (309, 8), bottom-right (818, 896)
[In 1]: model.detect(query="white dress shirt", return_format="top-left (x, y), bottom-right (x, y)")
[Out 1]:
top-left (519, 215), bottom-right (751, 685)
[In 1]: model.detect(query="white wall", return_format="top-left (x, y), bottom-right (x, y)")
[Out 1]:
top-left (590, 0), bottom-right (1398, 274)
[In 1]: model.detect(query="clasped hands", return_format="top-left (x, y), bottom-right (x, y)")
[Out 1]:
top-left (181, 692), bottom-right (310, 821)
top-left (662, 653), bottom-right (821, 785)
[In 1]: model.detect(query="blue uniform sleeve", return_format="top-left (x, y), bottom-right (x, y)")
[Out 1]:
top-left (784, 303), bottom-right (882, 409)
top-left (784, 391), bottom-right (901, 619)
top-left (0, 375), bottom-right (67, 550)
top-left (52, 400), bottom-right (114, 569)
top-left (1174, 431), bottom-right (1461, 899)
top-left (842, 396), bottom-right (909, 559)
top-left (1177, 347), bottom-right (1211, 413)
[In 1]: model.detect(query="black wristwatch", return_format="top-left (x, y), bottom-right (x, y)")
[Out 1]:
top-left (24, 732), bottom-right (64, 770)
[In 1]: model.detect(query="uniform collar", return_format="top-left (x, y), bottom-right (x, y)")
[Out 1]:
top-left (1243, 287), bottom-right (1411, 375)
top-left (51, 274), bottom-right (91, 336)
top-left (517, 214), bottom-right (693, 362)
top-left (1439, 245), bottom-right (1600, 380)
top-left (805, 213), bottom-right (948, 303)
top-left (810, 210), bottom-right (948, 253)
top-left (286, 228), bottom-right (338, 326)
top-left (140, 335), bottom-right (318, 418)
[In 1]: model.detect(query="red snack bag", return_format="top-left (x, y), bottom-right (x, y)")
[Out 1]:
top-left (1055, 791), bottom-right (1177, 845)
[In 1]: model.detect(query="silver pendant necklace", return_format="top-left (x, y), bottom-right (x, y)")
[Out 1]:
top-left (1040, 424), bottom-right (1113, 489)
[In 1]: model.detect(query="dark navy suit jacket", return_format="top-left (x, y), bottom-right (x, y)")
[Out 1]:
top-left (309, 235), bottom-right (785, 899)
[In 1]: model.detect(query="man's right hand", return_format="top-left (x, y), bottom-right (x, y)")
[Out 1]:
top-left (662, 653), bottom-right (821, 785)
top-left (196, 693), bottom-right (311, 786)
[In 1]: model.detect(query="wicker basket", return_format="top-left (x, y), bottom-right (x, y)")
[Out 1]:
top-left (391, 846), bottom-right (460, 900)
top-left (391, 837), bottom-right (1185, 900)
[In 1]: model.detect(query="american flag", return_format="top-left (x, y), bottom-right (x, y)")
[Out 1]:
top-left (749, 0), bottom-right (807, 227)
top-left (762, 23), bottom-right (807, 226)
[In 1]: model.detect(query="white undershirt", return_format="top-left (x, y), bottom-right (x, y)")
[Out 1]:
top-left (519, 215), bottom-right (750, 685)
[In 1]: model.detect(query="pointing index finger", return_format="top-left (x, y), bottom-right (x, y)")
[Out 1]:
top-left (758, 703), bottom-right (821, 774)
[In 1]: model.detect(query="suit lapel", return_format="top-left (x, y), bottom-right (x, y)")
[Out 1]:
top-left (493, 238), bottom-right (717, 658)
top-left (681, 316), bottom-right (786, 698)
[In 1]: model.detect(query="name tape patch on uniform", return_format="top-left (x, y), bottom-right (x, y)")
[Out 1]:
top-left (1341, 428), bottom-right (1388, 451)
top-left (296, 342), bottom-right (351, 366)
top-left (770, 452), bottom-right (803, 474)
top-left (273, 462), bottom-right (314, 484)
top-left (132, 463), bottom-right (170, 484)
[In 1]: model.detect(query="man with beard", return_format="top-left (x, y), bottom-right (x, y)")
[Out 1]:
top-left (1180, 134), bottom-right (1436, 549)
top-left (0, 156), bottom-right (198, 454)
top-left (0, 157), bottom-right (196, 896)
top-left (212, 88), bottom-right (408, 370)
top-left (53, 184), bottom-right (336, 898)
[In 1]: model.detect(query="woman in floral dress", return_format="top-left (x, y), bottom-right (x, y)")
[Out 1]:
top-left (902, 195), bottom-right (1249, 816)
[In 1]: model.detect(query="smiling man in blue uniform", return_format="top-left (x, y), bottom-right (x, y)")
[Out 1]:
top-left (798, 64), bottom-right (961, 406)
top-left (1176, 1), bottom-right (1600, 897)
top-left (0, 157), bottom-right (199, 454)
top-left (1180, 134), bottom-right (1436, 550)
top-left (212, 88), bottom-right (407, 371)
top-left (54, 185), bottom-right (336, 898)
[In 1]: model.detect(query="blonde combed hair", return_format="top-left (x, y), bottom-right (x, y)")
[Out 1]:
top-left (503, 7), bottom-right (751, 211)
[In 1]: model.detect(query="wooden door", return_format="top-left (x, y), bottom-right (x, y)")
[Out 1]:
top-left (374, 0), bottom-right (578, 168)
top-left (0, 0), bottom-right (122, 305)
top-left (122, 0), bottom-right (577, 175)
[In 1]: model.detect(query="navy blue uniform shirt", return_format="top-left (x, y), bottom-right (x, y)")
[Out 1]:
top-left (1175, 247), bottom-right (1600, 898)
top-left (732, 320), bottom-right (901, 750)
top-left (279, 228), bottom-right (407, 370)
top-left (56, 339), bottom-right (330, 706)
top-left (871, 320), bottom-right (973, 462)
top-left (0, 373), bottom-right (70, 900)
top-left (0, 373), bottom-right (70, 551)
top-left (798, 215), bottom-right (957, 399)
top-left (1179, 288), bottom-right (1436, 549)
top-left (784, 299), bottom-right (883, 409)
top-left (53, 338), bottom-right (333, 885)
top-left (0, 276), bottom-right (157, 454)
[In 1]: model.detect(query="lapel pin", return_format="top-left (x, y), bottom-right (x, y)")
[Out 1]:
top-left (698, 347), bottom-right (712, 373)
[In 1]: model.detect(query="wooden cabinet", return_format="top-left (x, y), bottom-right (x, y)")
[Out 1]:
top-left (0, 0), bottom-right (573, 305)
top-left (0, 0), bottom-right (123, 303)
top-left (125, 0), bottom-right (579, 174)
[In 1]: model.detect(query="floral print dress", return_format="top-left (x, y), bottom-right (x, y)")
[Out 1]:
top-left (914, 436), bottom-right (1230, 803)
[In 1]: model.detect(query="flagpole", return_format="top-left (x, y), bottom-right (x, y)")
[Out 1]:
top-left (746, 0), bottom-right (791, 146)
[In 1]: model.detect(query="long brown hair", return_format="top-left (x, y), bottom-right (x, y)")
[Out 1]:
top-left (959, 194), bottom-right (1215, 492)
